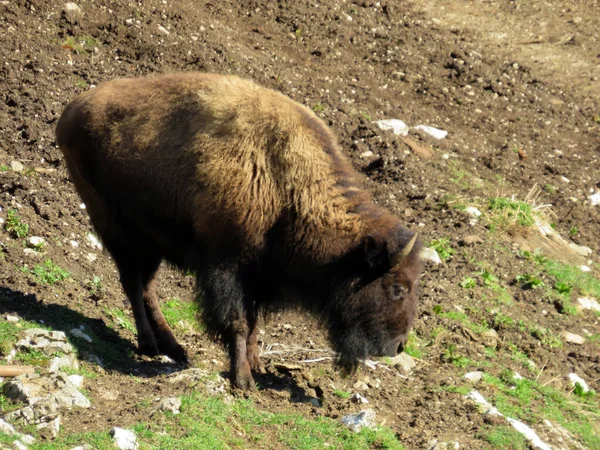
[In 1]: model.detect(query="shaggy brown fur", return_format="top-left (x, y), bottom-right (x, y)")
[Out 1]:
top-left (56, 72), bottom-right (423, 389)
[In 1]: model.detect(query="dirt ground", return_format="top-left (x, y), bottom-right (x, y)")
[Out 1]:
top-left (1, 0), bottom-right (599, 448)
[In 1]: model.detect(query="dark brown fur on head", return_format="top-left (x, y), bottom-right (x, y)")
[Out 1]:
top-left (55, 72), bottom-right (424, 389)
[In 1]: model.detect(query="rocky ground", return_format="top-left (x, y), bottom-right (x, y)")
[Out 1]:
top-left (1, 0), bottom-right (599, 449)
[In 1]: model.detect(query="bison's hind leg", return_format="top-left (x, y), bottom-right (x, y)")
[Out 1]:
top-left (200, 260), bottom-right (257, 390)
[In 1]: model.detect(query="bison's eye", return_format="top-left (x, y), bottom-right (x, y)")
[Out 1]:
top-left (390, 284), bottom-right (405, 299)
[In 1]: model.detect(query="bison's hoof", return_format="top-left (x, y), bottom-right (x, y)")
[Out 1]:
top-left (232, 372), bottom-right (256, 391)
top-left (160, 343), bottom-right (189, 366)
top-left (250, 359), bottom-right (266, 374)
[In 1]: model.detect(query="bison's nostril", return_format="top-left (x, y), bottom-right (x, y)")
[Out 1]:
top-left (397, 342), bottom-right (405, 354)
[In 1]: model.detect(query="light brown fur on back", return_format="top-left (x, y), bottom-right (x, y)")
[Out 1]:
top-left (61, 73), bottom-right (383, 258)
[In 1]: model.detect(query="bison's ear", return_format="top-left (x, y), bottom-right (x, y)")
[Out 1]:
top-left (362, 235), bottom-right (390, 273)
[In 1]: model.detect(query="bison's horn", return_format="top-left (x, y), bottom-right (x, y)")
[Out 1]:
top-left (390, 233), bottom-right (418, 267)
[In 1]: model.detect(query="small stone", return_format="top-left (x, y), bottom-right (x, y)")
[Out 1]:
top-left (464, 371), bottom-right (484, 383)
top-left (350, 393), bottom-right (369, 404)
top-left (560, 176), bottom-right (570, 183)
top-left (85, 253), bottom-right (97, 263)
top-left (274, 362), bottom-right (302, 372)
top-left (421, 247), bottom-right (442, 264)
top-left (462, 235), bottom-right (483, 246)
top-left (428, 440), bottom-right (460, 450)
top-left (155, 397), bottom-right (181, 415)
top-left (360, 151), bottom-right (374, 159)
top-left (352, 380), bottom-right (369, 391)
top-left (37, 416), bottom-right (60, 439)
top-left (579, 265), bottom-right (591, 272)
top-left (23, 248), bottom-right (42, 258)
top-left (79, 203), bottom-right (86, 210)
top-left (309, 398), bottom-right (321, 407)
top-left (375, 119), bottom-right (409, 136)
top-left (69, 240), bottom-right (79, 248)
top-left (568, 243), bottom-right (592, 257)
top-left (464, 390), bottom-right (502, 416)
top-left (10, 161), bottom-right (24, 172)
top-left (157, 25), bottom-right (170, 36)
top-left (588, 192), bottom-right (600, 206)
top-left (26, 237), bottom-right (45, 249)
top-left (0, 419), bottom-right (16, 435)
top-left (18, 435), bottom-right (35, 445)
top-left (341, 409), bottom-right (376, 432)
top-left (577, 297), bottom-right (600, 312)
top-left (560, 331), bottom-right (585, 345)
top-left (568, 373), bottom-right (589, 393)
top-left (63, 2), bottom-right (83, 24)
top-left (124, 18), bottom-right (134, 26)
top-left (110, 428), bottom-right (138, 450)
top-left (13, 440), bottom-right (28, 450)
top-left (69, 328), bottom-right (93, 343)
top-left (464, 206), bottom-right (482, 218)
top-left (413, 125), bottom-right (448, 140)
top-left (68, 375), bottom-right (84, 388)
top-left (389, 352), bottom-right (416, 373)
top-left (572, 17), bottom-right (583, 24)
top-left (85, 233), bottom-right (102, 250)
top-left (48, 354), bottom-right (79, 372)
top-left (6, 315), bottom-right (19, 323)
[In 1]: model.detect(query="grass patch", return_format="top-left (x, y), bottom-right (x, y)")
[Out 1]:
top-left (487, 197), bottom-right (536, 232)
top-left (163, 298), bottom-right (202, 333)
top-left (333, 390), bottom-right (352, 399)
top-left (459, 276), bottom-right (477, 289)
top-left (429, 237), bottom-right (455, 261)
top-left (479, 425), bottom-right (528, 449)
top-left (104, 307), bottom-right (136, 335)
top-left (4, 209), bottom-right (29, 238)
top-left (481, 373), bottom-right (600, 448)
top-left (25, 259), bottom-right (70, 285)
top-left (61, 35), bottom-right (97, 53)
top-left (28, 392), bottom-right (406, 449)
top-left (312, 102), bottom-right (325, 113)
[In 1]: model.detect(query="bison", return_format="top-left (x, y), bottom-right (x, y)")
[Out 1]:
top-left (56, 73), bottom-right (423, 389)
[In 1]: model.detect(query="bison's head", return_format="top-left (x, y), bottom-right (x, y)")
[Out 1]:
top-left (328, 228), bottom-right (422, 371)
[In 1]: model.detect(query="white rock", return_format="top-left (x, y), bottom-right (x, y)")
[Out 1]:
top-left (588, 192), bottom-right (600, 206)
top-left (341, 409), bottom-right (377, 432)
top-left (85, 233), bottom-right (102, 250)
top-left (464, 391), bottom-right (502, 416)
top-left (389, 352), bottom-right (416, 373)
top-left (124, 18), bottom-right (134, 26)
top-left (110, 428), bottom-right (138, 450)
top-left (6, 315), bottom-right (19, 323)
top-left (413, 125), bottom-right (448, 140)
top-left (13, 440), bottom-right (28, 450)
top-left (360, 151), bottom-right (374, 159)
top-left (86, 251), bottom-right (97, 261)
top-left (568, 373), bottom-right (589, 393)
top-left (48, 354), bottom-right (79, 372)
top-left (68, 375), bottom-right (84, 388)
top-left (464, 206), bottom-right (482, 218)
top-left (64, 2), bottom-right (82, 13)
top-left (580, 265), bottom-right (591, 272)
top-left (18, 435), bottom-right (35, 445)
top-left (420, 247), bottom-right (442, 264)
top-left (23, 248), bottom-right (42, 258)
top-left (507, 418), bottom-right (552, 450)
top-left (37, 416), bottom-right (60, 439)
top-left (350, 392), bottom-right (369, 404)
top-left (69, 240), bottom-right (79, 248)
top-left (157, 25), bottom-right (170, 35)
top-left (69, 446), bottom-right (92, 450)
top-left (156, 397), bottom-right (181, 415)
top-left (10, 161), bottom-right (24, 172)
top-left (375, 119), bottom-right (409, 136)
top-left (69, 328), bottom-right (93, 343)
top-left (463, 371), bottom-right (484, 383)
top-left (79, 203), bottom-right (86, 209)
top-left (26, 236), bottom-right (45, 249)
top-left (577, 297), bottom-right (600, 312)
top-left (513, 372), bottom-right (523, 381)
top-left (568, 243), bottom-right (592, 257)
top-left (560, 176), bottom-right (570, 183)
top-left (428, 440), bottom-right (460, 450)
top-left (560, 331), bottom-right (585, 345)
top-left (0, 419), bottom-right (16, 435)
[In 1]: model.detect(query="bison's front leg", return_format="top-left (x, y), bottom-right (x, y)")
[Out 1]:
top-left (200, 260), bottom-right (256, 390)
